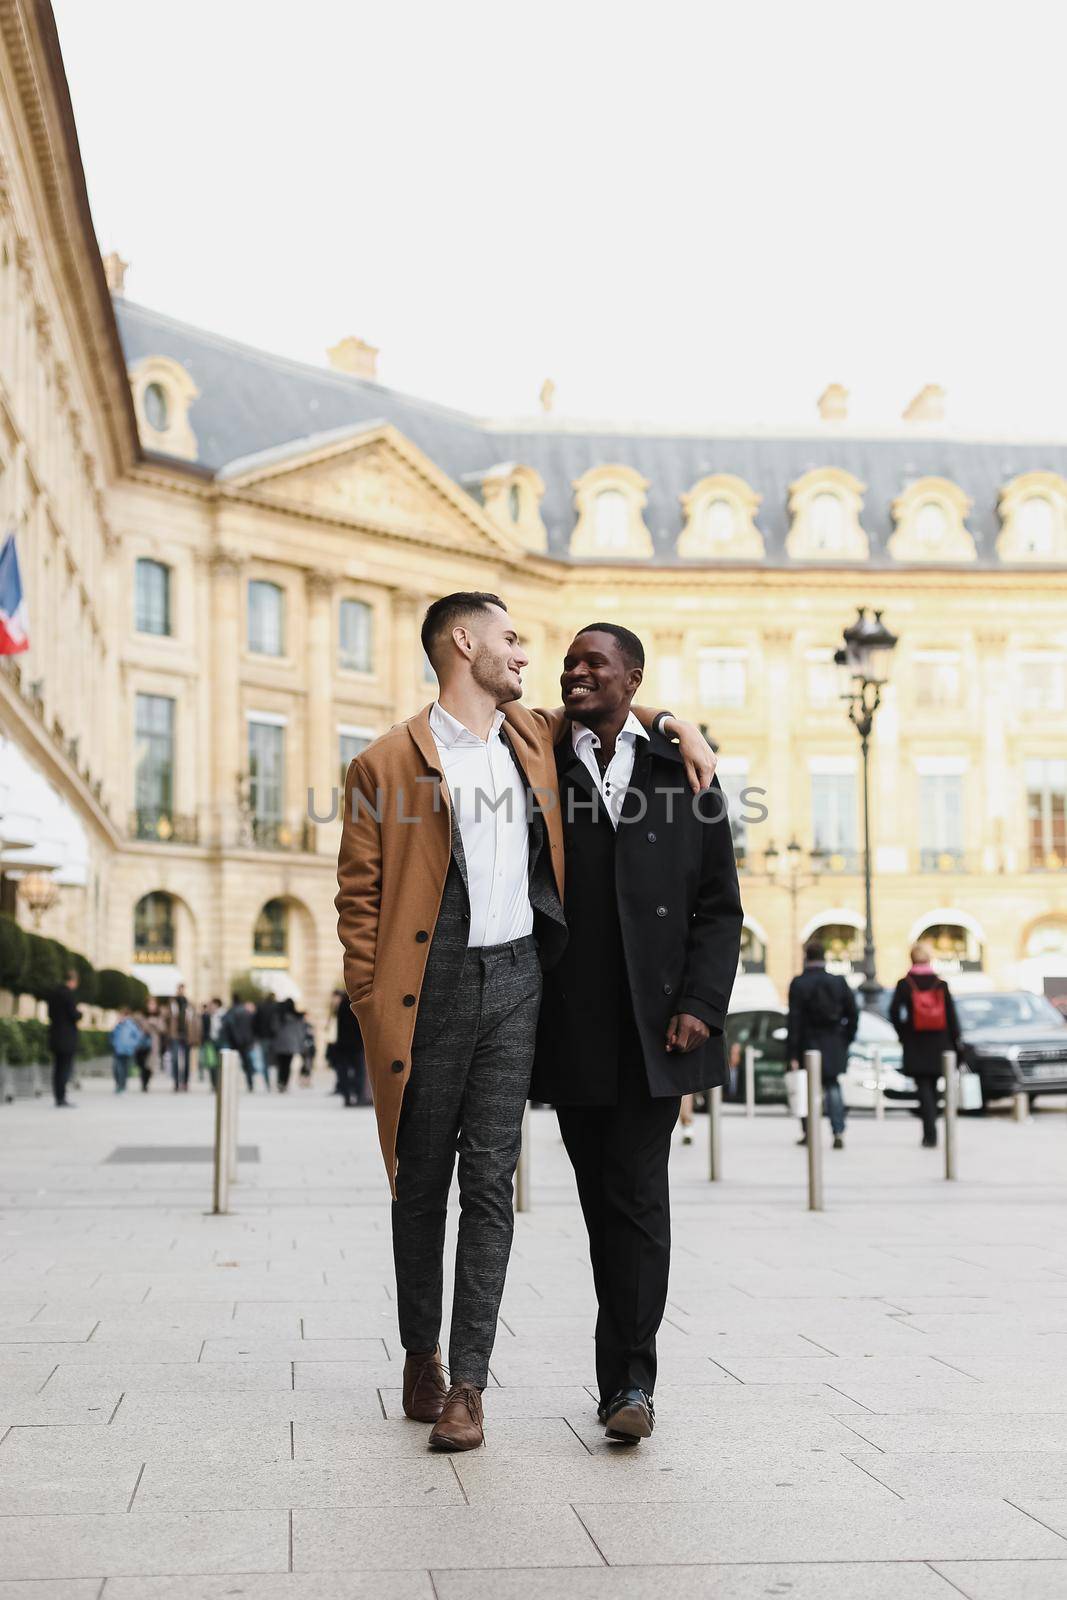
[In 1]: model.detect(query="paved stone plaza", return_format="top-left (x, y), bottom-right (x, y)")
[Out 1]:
top-left (1, 1079), bottom-right (1067, 1599)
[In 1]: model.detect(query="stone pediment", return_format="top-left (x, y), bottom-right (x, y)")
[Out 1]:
top-left (222, 423), bottom-right (520, 557)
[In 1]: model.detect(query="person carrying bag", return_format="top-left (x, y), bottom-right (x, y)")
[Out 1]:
top-left (891, 940), bottom-right (963, 1146)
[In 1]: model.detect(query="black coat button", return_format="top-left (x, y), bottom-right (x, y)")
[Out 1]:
top-left (403, 994), bottom-right (415, 1006)
top-left (647, 831), bottom-right (657, 842)
top-left (656, 905), bottom-right (668, 917)
top-left (415, 930), bottom-right (429, 943)
top-left (663, 983), bottom-right (673, 995)
top-left (390, 1060), bottom-right (404, 1073)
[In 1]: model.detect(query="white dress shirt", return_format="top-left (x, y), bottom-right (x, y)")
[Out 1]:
top-left (571, 711), bottom-right (649, 829)
top-left (429, 702), bottom-right (533, 948)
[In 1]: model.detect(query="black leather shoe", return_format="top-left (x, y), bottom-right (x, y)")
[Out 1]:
top-left (602, 1387), bottom-right (654, 1442)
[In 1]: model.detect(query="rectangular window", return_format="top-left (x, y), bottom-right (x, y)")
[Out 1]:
top-left (1027, 758), bottom-right (1067, 869)
top-left (919, 772), bottom-right (964, 870)
top-left (810, 770), bottom-right (857, 866)
top-left (248, 580), bottom-right (285, 656)
top-left (248, 719), bottom-right (285, 830)
top-left (339, 599), bottom-right (373, 672)
top-left (716, 760), bottom-right (749, 864)
top-left (1021, 655), bottom-right (1066, 714)
top-left (914, 650), bottom-right (961, 709)
top-left (697, 649), bottom-right (747, 710)
top-left (134, 693), bottom-right (175, 828)
top-left (805, 649), bottom-right (836, 708)
top-left (135, 559), bottom-right (171, 636)
top-left (339, 728), bottom-right (372, 791)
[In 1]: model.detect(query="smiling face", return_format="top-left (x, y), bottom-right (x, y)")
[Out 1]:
top-left (467, 603), bottom-right (529, 705)
top-left (561, 629), bottom-right (643, 726)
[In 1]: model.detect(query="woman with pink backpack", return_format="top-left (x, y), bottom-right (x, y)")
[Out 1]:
top-left (890, 940), bottom-right (963, 1147)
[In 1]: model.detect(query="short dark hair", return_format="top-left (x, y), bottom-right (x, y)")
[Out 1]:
top-left (804, 939), bottom-right (825, 963)
top-left (575, 621), bottom-right (645, 672)
top-left (421, 592), bottom-right (507, 669)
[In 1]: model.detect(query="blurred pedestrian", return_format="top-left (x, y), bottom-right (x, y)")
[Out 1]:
top-left (135, 997), bottom-right (164, 1091)
top-left (219, 996), bottom-right (256, 1090)
top-left (273, 998), bottom-right (305, 1092)
top-left (165, 983), bottom-right (195, 1091)
top-left (199, 997), bottom-right (223, 1091)
top-left (299, 1011), bottom-right (316, 1084)
top-left (787, 940), bottom-right (858, 1151)
top-left (890, 940), bottom-right (962, 1148)
top-left (46, 968), bottom-right (80, 1108)
top-left (251, 996), bottom-right (277, 1091)
top-left (326, 987), bottom-right (366, 1107)
top-left (109, 1007), bottom-right (147, 1094)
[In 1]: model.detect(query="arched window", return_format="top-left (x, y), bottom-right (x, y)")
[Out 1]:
top-left (703, 498), bottom-right (736, 544)
top-left (134, 891), bottom-right (175, 962)
top-left (1026, 918), bottom-right (1067, 960)
top-left (248, 580), bottom-right (285, 656)
top-left (810, 492), bottom-right (845, 551)
top-left (339, 598), bottom-right (373, 672)
top-left (253, 898), bottom-right (288, 961)
top-left (507, 483), bottom-right (522, 524)
top-left (810, 922), bottom-right (863, 975)
top-left (917, 922), bottom-right (983, 974)
top-left (135, 558), bottom-right (171, 636)
top-left (915, 500), bottom-right (949, 546)
top-left (1019, 496), bottom-right (1055, 556)
top-left (593, 489), bottom-right (629, 550)
top-left (144, 382), bottom-right (169, 433)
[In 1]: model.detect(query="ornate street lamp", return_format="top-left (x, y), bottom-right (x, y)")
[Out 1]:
top-left (16, 870), bottom-right (59, 929)
top-left (759, 836), bottom-right (826, 972)
top-left (834, 607), bottom-right (898, 1006)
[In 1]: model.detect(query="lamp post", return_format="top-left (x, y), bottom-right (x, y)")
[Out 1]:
top-left (760, 837), bottom-right (825, 972)
top-left (834, 607), bottom-right (898, 1007)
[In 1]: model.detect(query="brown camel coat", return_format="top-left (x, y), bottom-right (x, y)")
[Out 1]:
top-left (335, 700), bottom-right (664, 1191)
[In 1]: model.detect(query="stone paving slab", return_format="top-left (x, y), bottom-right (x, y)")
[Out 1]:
top-left (2, 1080), bottom-right (1067, 1593)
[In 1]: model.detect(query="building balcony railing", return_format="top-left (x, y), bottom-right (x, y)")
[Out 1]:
top-left (1029, 848), bottom-right (1067, 872)
top-left (129, 809), bottom-right (199, 844)
top-left (811, 848), bottom-right (860, 875)
top-left (249, 816), bottom-right (316, 853)
top-left (918, 847), bottom-right (969, 873)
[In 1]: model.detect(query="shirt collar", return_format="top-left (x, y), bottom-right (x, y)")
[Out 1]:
top-left (429, 701), bottom-right (506, 748)
top-left (570, 710), bottom-right (649, 752)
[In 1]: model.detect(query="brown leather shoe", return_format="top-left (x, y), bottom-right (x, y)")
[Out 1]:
top-left (428, 1381), bottom-right (484, 1451)
top-left (402, 1346), bottom-right (447, 1423)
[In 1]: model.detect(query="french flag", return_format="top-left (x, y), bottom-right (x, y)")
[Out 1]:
top-left (0, 530), bottom-right (29, 655)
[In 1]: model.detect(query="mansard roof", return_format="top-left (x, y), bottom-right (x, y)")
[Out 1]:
top-left (115, 297), bottom-right (1067, 568)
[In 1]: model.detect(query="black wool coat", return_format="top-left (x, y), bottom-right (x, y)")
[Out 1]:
top-left (890, 972), bottom-right (961, 1078)
top-left (532, 725), bottom-right (744, 1106)
top-left (786, 964), bottom-right (859, 1080)
top-left (47, 985), bottom-right (81, 1053)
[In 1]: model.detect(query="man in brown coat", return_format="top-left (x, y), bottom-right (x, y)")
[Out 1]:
top-left (335, 591), bottom-right (715, 1451)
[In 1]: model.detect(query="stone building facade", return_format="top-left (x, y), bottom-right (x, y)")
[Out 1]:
top-left (2, 0), bottom-right (1066, 1029)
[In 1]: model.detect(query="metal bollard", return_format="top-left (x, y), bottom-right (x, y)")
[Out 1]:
top-left (212, 1051), bottom-right (234, 1215)
top-left (744, 1045), bottom-right (756, 1118)
top-left (226, 1048), bottom-right (239, 1184)
top-left (804, 1049), bottom-right (823, 1212)
top-left (872, 1045), bottom-right (885, 1121)
top-left (514, 1103), bottom-right (530, 1212)
top-left (943, 1050), bottom-right (958, 1181)
top-left (708, 1084), bottom-right (723, 1180)
top-left (1013, 1090), bottom-right (1029, 1123)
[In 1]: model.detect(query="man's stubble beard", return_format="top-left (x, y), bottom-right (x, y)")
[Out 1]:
top-left (471, 642), bottom-right (522, 706)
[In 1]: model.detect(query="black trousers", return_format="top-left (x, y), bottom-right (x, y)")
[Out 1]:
top-left (557, 1027), bottom-right (680, 1406)
top-left (276, 1053), bottom-right (293, 1091)
top-left (916, 1075), bottom-right (939, 1142)
top-left (51, 1050), bottom-right (74, 1106)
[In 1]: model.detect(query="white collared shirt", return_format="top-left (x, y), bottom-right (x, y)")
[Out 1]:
top-left (429, 702), bottom-right (533, 948)
top-left (571, 711), bottom-right (649, 829)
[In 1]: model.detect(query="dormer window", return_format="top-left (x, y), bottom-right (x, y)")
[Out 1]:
top-left (144, 382), bottom-right (169, 433)
top-left (997, 474), bottom-right (1067, 561)
top-left (508, 483), bottom-right (522, 524)
top-left (569, 465), bottom-right (654, 559)
top-left (129, 355), bottom-right (200, 462)
top-left (888, 477), bottom-right (976, 562)
top-left (678, 474), bottom-right (764, 560)
top-left (786, 469), bottom-right (869, 561)
top-left (477, 464), bottom-right (548, 551)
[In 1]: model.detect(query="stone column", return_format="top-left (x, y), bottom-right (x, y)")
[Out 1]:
top-left (391, 591), bottom-right (424, 721)
top-left (209, 547), bottom-right (245, 849)
top-left (761, 628), bottom-right (794, 851)
top-left (655, 629), bottom-right (686, 716)
top-left (977, 630), bottom-right (1011, 872)
top-left (305, 570), bottom-right (335, 849)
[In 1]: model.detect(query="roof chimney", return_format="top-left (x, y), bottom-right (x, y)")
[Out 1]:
top-left (817, 383), bottom-right (848, 422)
top-left (902, 383), bottom-right (946, 423)
top-left (327, 336), bottom-right (379, 380)
top-left (102, 251), bottom-right (128, 295)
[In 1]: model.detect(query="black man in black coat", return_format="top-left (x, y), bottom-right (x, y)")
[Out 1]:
top-left (47, 969), bottom-right (81, 1107)
top-left (532, 623), bottom-right (743, 1443)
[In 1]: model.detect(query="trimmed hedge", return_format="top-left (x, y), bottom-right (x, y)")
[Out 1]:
top-left (0, 1018), bottom-right (110, 1065)
top-left (0, 917), bottom-right (147, 1013)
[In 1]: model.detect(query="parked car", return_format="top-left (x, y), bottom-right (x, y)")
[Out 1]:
top-left (955, 990), bottom-right (1067, 1108)
top-left (723, 1005), bottom-right (913, 1112)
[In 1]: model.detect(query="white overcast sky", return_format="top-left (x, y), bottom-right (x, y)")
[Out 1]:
top-left (53, 1), bottom-right (1067, 434)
